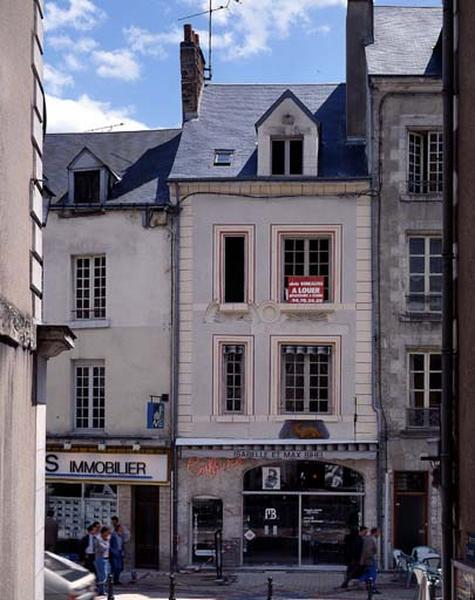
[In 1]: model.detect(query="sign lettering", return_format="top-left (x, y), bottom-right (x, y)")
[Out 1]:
top-left (264, 508), bottom-right (277, 520)
top-left (286, 276), bottom-right (325, 304)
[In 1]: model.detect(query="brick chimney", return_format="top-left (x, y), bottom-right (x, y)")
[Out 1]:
top-left (346, 0), bottom-right (374, 140)
top-left (180, 24), bottom-right (205, 122)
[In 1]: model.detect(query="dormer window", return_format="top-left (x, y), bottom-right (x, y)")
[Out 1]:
top-left (271, 137), bottom-right (303, 176)
top-left (214, 149), bottom-right (234, 166)
top-left (74, 170), bottom-right (100, 204)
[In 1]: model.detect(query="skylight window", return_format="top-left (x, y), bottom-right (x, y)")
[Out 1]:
top-left (214, 149), bottom-right (234, 166)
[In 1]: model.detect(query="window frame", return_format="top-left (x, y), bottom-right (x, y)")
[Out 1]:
top-left (73, 169), bottom-right (102, 204)
top-left (271, 225), bottom-right (341, 306)
top-left (270, 335), bottom-right (341, 418)
top-left (407, 235), bottom-right (442, 313)
top-left (407, 351), bottom-right (442, 410)
top-left (213, 225), bottom-right (255, 305)
top-left (213, 149), bottom-right (234, 166)
top-left (407, 129), bottom-right (443, 195)
top-left (270, 136), bottom-right (304, 176)
top-left (72, 254), bottom-right (107, 320)
top-left (73, 360), bottom-right (105, 431)
top-left (212, 336), bottom-right (254, 417)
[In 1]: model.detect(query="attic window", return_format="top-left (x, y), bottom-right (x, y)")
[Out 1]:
top-left (214, 149), bottom-right (234, 166)
top-left (74, 170), bottom-right (100, 204)
top-left (271, 138), bottom-right (303, 176)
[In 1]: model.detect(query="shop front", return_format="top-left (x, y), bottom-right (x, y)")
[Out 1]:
top-left (45, 448), bottom-right (170, 568)
top-left (177, 441), bottom-right (377, 569)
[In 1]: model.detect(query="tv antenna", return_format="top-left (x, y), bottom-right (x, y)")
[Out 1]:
top-left (179, 0), bottom-right (242, 81)
top-left (88, 122), bottom-right (124, 132)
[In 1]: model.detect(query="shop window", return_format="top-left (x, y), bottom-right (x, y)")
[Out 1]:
top-left (408, 131), bottom-right (443, 194)
top-left (271, 138), bottom-right (303, 175)
top-left (282, 237), bottom-right (331, 303)
top-left (222, 344), bottom-right (245, 413)
top-left (192, 497), bottom-right (223, 563)
top-left (407, 236), bottom-right (442, 313)
top-left (73, 255), bottom-right (106, 320)
top-left (281, 345), bottom-right (332, 414)
top-left (407, 352), bottom-right (441, 428)
top-left (74, 170), bottom-right (101, 203)
top-left (74, 361), bottom-right (105, 429)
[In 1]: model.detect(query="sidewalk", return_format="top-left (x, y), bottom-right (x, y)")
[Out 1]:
top-left (109, 570), bottom-right (416, 600)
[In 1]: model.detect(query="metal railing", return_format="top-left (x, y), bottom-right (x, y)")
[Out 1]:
top-left (407, 407), bottom-right (440, 429)
top-left (406, 294), bottom-right (442, 314)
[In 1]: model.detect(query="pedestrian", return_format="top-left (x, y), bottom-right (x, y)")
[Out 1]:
top-left (45, 508), bottom-right (59, 552)
top-left (340, 526), bottom-right (368, 588)
top-left (79, 522), bottom-right (100, 574)
top-left (110, 524), bottom-right (125, 585)
top-left (111, 516), bottom-right (130, 543)
top-left (94, 526), bottom-right (111, 596)
top-left (359, 527), bottom-right (381, 594)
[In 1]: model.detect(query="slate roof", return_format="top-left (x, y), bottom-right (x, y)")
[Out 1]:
top-left (366, 6), bottom-right (442, 76)
top-left (44, 129), bottom-right (181, 206)
top-left (169, 83), bottom-right (367, 181)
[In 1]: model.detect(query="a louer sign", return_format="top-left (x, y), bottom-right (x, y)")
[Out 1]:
top-left (45, 451), bottom-right (168, 484)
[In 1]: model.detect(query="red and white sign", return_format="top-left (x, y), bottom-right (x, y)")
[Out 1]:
top-left (286, 276), bottom-right (325, 304)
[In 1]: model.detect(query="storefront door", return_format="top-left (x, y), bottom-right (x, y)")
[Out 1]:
top-left (394, 471), bottom-right (428, 554)
top-left (134, 486), bottom-right (159, 568)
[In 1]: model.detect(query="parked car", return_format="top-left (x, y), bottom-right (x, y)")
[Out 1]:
top-left (45, 551), bottom-right (96, 599)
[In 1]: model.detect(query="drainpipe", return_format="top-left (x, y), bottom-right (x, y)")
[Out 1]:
top-left (441, 0), bottom-right (455, 597)
top-left (170, 183), bottom-right (181, 572)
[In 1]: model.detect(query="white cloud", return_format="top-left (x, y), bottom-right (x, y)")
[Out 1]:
top-left (48, 34), bottom-right (98, 53)
top-left (92, 49), bottom-right (141, 81)
top-left (46, 94), bottom-right (148, 133)
top-left (63, 53), bottom-right (86, 71)
top-left (44, 63), bottom-right (74, 96)
top-left (45, 0), bottom-right (106, 32)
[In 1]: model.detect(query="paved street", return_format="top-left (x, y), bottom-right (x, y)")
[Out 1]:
top-left (101, 571), bottom-right (417, 600)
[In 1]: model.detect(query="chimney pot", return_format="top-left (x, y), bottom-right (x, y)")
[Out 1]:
top-left (184, 23), bottom-right (192, 42)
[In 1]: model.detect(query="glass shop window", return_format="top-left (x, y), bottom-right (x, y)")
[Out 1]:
top-left (192, 497), bottom-right (223, 563)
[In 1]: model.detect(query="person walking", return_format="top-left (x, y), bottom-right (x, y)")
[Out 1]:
top-left (341, 526), bottom-right (367, 588)
top-left (45, 509), bottom-right (59, 552)
top-left (110, 524), bottom-right (125, 585)
top-left (359, 527), bottom-right (381, 594)
top-left (79, 522), bottom-right (100, 574)
top-left (94, 526), bottom-right (111, 596)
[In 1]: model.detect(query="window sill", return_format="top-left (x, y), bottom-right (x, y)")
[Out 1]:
top-left (279, 303), bottom-right (339, 313)
top-left (401, 427), bottom-right (440, 438)
top-left (400, 193), bottom-right (443, 203)
top-left (212, 415), bottom-right (252, 423)
top-left (273, 414), bottom-right (341, 422)
top-left (69, 318), bottom-right (111, 329)
top-left (399, 312), bottom-right (441, 323)
top-left (218, 303), bottom-right (250, 314)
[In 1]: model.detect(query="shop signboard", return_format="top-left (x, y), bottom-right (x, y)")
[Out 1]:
top-left (286, 276), bottom-right (325, 304)
top-left (45, 451), bottom-right (168, 484)
top-left (454, 560), bottom-right (475, 599)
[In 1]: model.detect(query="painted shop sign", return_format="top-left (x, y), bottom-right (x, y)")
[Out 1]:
top-left (45, 451), bottom-right (168, 483)
top-left (232, 449), bottom-right (324, 460)
top-left (286, 276), bottom-right (325, 304)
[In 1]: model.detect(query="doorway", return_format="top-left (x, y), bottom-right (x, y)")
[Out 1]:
top-left (134, 486), bottom-right (159, 568)
top-left (394, 471), bottom-right (428, 554)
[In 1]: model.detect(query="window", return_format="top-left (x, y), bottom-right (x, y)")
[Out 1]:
top-left (74, 363), bottom-right (105, 429)
top-left (271, 138), bottom-right (303, 175)
top-left (74, 170), bottom-right (101, 203)
top-left (214, 226), bottom-right (254, 305)
top-left (222, 344), bottom-right (245, 413)
top-left (281, 345), bottom-right (332, 414)
top-left (283, 237), bottom-right (331, 302)
top-left (408, 237), bottom-right (442, 312)
top-left (224, 236), bottom-right (246, 302)
top-left (73, 255), bottom-right (106, 319)
top-left (407, 352), bottom-right (441, 428)
top-left (408, 131), bottom-right (443, 194)
top-left (214, 149), bottom-right (234, 166)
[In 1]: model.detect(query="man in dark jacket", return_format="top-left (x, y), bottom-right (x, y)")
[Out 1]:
top-left (79, 522), bottom-right (100, 573)
top-left (45, 509), bottom-right (59, 551)
top-left (340, 526), bottom-right (368, 588)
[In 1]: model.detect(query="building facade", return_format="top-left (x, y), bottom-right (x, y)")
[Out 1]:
top-left (347, 1), bottom-right (443, 561)
top-left (0, 2), bottom-right (74, 599)
top-left (43, 129), bottom-right (180, 570)
top-left (169, 26), bottom-right (377, 569)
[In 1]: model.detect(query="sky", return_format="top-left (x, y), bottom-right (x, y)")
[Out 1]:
top-left (44, 0), bottom-right (441, 133)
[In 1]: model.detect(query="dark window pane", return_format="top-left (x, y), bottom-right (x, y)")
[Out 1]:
top-left (224, 236), bottom-right (245, 302)
top-left (271, 140), bottom-right (285, 175)
top-left (74, 170), bottom-right (100, 203)
top-left (409, 238), bottom-right (425, 254)
top-left (289, 139), bottom-right (303, 175)
top-left (430, 354), bottom-right (442, 370)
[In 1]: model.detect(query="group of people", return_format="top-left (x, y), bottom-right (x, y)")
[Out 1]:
top-left (79, 516), bottom-right (129, 595)
top-left (341, 526), bottom-right (381, 594)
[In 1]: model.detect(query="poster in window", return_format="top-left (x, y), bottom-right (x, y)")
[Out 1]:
top-left (262, 467), bottom-right (281, 490)
top-left (286, 276), bottom-right (325, 304)
top-left (325, 464), bottom-right (344, 488)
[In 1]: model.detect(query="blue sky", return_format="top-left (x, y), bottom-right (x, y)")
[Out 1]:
top-left (44, 0), bottom-right (441, 132)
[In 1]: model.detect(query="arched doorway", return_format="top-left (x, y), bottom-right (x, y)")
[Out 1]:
top-left (242, 461), bottom-right (364, 566)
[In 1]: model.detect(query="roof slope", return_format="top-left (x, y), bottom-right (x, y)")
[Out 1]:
top-left (366, 6), bottom-right (442, 76)
top-left (45, 129), bottom-right (181, 205)
top-left (170, 83), bottom-right (367, 180)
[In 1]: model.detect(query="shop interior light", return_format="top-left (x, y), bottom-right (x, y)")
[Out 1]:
top-left (63, 442), bottom-right (72, 450)
top-left (132, 442), bottom-right (141, 451)
top-left (98, 442), bottom-right (106, 451)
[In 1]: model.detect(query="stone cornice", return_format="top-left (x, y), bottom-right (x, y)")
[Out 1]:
top-left (0, 295), bottom-right (36, 350)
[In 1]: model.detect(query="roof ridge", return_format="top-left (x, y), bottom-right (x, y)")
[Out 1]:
top-left (205, 82), bottom-right (343, 87)
top-left (45, 128), bottom-right (181, 136)
top-left (375, 5), bottom-right (441, 9)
